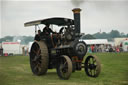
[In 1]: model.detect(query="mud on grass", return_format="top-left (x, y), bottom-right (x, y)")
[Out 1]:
top-left (0, 53), bottom-right (128, 85)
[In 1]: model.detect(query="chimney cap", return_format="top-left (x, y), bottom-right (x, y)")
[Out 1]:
top-left (72, 8), bottom-right (81, 13)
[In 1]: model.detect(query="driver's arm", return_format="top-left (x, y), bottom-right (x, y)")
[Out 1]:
top-left (59, 27), bottom-right (64, 34)
top-left (49, 28), bottom-right (56, 34)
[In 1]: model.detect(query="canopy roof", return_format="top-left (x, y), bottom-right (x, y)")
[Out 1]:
top-left (24, 17), bottom-right (74, 27)
top-left (80, 39), bottom-right (108, 45)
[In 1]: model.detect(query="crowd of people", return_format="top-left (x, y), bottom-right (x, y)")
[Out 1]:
top-left (34, 24), bottom-right (55, 41)
top-left (34, 24), bottom-right (60, 48)
top-left (88, 44), bottom-right (123, 53)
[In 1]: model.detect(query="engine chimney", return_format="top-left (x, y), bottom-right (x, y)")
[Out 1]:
top-left (72, 8), bottom-right (81, 34)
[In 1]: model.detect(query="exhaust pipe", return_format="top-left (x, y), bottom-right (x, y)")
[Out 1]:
top-left (72, 8), bottom-right (81, 34)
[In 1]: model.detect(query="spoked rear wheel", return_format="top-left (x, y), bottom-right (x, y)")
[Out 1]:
top-left (84, 55), bottom-right (101, 77)
top-left (30, 41), bottom-right (48, 75)
top-left (57, 55), bottom-right (72, 80)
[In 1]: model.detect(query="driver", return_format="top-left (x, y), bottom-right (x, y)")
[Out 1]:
top-left (43, 24), bottom-right (55, 35)
top-left (42, 24), bottom-right (57, 48)
top-left (34, 30), bottom-right (41, 41)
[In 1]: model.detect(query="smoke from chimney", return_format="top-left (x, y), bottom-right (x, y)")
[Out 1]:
top-left (71, 0), bottom-right (86, 7)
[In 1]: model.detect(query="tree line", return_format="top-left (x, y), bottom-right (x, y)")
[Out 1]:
top-left (82, 30), bottom-right (128, 41)
top-left (0, 36), bottom-right (34, 45)
top-left (0, 30), bottom-right (128, 44)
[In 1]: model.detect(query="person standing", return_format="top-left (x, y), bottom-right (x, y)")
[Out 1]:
top-left (0, 45), bottom-right (3, 56)
top-left (43, 24), bottom-right (55, 35)
top-left (34, 30), bottom-right (41, 41)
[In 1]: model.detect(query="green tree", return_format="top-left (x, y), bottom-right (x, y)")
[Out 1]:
top-left (120, 32), bottom-right (125, 37)
top-left (0, 36), bottom-right (34, 45)
top-left (92, 30), bottom-right (127, 41)
top-left (81, 34), bottom-right (96, 39)
top-left (93, 32), bottom-right (102, 39)
top-left (0, 36), bottom-right (13, 43)
top-left (109, 30), bottom-right (120, 38)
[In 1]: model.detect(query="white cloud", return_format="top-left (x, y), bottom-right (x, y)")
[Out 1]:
top-left (1, 0), bottom-right (128, 38)
top-left (0, 1), bottom-right (2, 38)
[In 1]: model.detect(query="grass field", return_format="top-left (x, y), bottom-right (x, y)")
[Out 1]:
top-left (0, 53), bottom-right (128, 85)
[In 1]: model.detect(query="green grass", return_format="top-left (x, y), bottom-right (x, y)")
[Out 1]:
top-left (0, 53), bottom-right (128, 85)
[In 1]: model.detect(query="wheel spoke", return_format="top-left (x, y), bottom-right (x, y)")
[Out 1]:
top-left (33, 61), bottom-right (42, 73)
top-left (93, 58), bottom-right (96, 62)
top-left (35, 43), bottom-right (39, 49)
top-left (37, 66), bottom-right (41, 72)
top-left (33, 64), bottom-right (38, 72)
top-left (32, 49), bottom-right (37, 54)
top-left (64, 61), bottom-right (67, 66)
top-left (92, 59), bottom-right (96, 65)
top-left (90, 69), bottom-right (93, 76)
top-left (94, 69), bottom-right (96, 75)
top-left (37, 49), bottom-right (41, 55)
top-left (32, 49), bottom-right (41, 55)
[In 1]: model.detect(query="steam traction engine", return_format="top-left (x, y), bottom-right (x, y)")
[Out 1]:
top-left (24, 8), bottom-right (101, 80)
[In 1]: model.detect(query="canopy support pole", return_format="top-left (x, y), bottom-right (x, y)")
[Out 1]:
top-left (35, 25), bottom-right (37, 35)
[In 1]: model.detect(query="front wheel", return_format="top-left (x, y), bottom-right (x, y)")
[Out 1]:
top-left (57, 55), bottom-right (72, 80)
top-left (84, 55), bottom-right (101, 77)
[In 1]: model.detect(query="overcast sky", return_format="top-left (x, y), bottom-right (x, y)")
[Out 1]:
top-left (0, 0), bottom-right (128, 38)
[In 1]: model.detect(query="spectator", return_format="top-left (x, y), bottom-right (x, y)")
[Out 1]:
top-left (0, 46), bottom-right (3, 56)
top-left (91, 45), bottom-right (94, 52)
top-left (34, 30), bottom-right (41, 41)
top-left (116, 47), bottom-right (120, 52)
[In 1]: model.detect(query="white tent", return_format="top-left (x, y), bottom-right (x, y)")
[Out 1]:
top-left (80, 39), bottom-right (108, 45)
top-left (2, 42), bottom-right (22, 54)
top-left (28, 42), bottom-right (33, 52)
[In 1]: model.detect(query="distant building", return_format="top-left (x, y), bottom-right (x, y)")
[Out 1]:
top-left (28, 42), bottom-right (33, 52)
top-left (114, 38), bottom-right (128, 46)
top-left (114, 38), bottom-right (128, 52)
top-left (121, 40), bottom-right (128, 52)
top-left (2, 42), bottom-right (22, 55)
